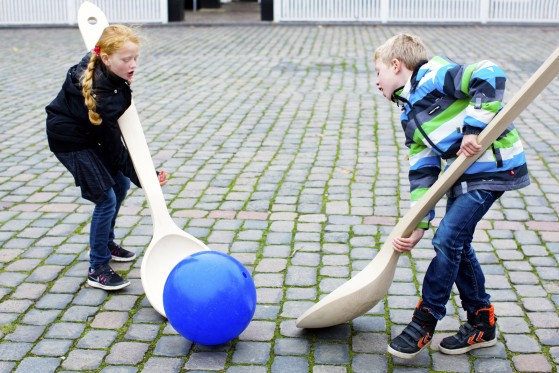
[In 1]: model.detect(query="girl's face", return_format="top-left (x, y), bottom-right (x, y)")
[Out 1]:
top-left (102, 41), bottom-right (140, 83)
top-left (374, 58), bottom-right (404, 101)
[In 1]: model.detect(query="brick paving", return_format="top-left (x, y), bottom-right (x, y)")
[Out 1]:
top-left (0, 18), bottom-right (559, 373)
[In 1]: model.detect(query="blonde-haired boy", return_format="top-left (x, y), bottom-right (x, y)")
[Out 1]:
top-left (374, 33), bottom-right (529, 358)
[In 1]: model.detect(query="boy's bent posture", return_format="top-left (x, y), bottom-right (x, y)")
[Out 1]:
top-left (373, 34), bottom-right (529, 359)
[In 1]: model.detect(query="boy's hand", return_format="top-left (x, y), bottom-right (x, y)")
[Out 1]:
top-left (457, 134), bottom-right (482, 157)
top-left (157, 170), bottom-right (168, 186)
top-left (392, 228), bottom-right (425, 253)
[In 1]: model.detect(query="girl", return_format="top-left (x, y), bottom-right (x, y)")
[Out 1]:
top-left (46, 25), bottom-right (168, 291)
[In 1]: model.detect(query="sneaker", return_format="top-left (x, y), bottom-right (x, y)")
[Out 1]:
top-left (387, 301), bottom-right (438, 359)
top-left (439, 305), bottom-right (497, 355)
top-left (109, 242), bottom-right (136, 262)
top-left (87, 263), bottom-right (130, 290)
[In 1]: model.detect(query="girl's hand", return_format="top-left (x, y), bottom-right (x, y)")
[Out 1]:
top-left (157, 170), bottom-right (168, 186)
top-left (457, 134), bottom-right (482, 157)
top-left (392, 228), bottom-right (425, 253)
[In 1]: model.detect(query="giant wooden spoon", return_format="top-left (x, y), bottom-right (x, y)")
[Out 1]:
top-left (78, 1), bottom-right (210, 317)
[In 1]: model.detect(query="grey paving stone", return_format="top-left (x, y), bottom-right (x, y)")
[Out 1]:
top-left (535, 329), bottom-right (559, 346)
top-left (32, 339), bottom-right (73, 356)
top-left (132, 307), bottom-right (166, 323)
top-left (99, 365), bottom-right (138, 372)
top-left (26, 265), bottom-right (64, 282)
top-left (125, 323), bottom-right (160, 341)
top-left (104, 295), bottom-right (139, 310)
top-left (512, 354), bottom-right (553, 373)
top-left (77, 330), bottom-right (118, 349)
top-left (45, 322), bottom-right (85, 339)
top-left (473, 358), bottom-right (513, 373)
top-left (0, 342), bottom-right (33, 361)
top-left (72, 288), bottom-right (108, 306)
top-left (432, 352), bottom-right (470, 372)
top-left (14, 357), bottom-right (60, 373)
top-left (61, 306), bottom-right (98, 322)
top-left (90, 311), bottom-right (130, 329)
top-left (238, 320), bottom-right (276, 341)
top-left (185, 352), bottom-right (227, 371)
top-left (352, 354), bottom-right (388, 373)
top-left (312, 366), bottom-right (347, 373)
top-left (0, 272), bottom-right (27, 287)
top-left (255, 288), bottom-right (283, 304)
top-left (142, 357), bottom-right (184, 373)
top-left (153, 336), bottom-right (192, 356)
top-left (285, 266), bottom-right (317, 286)
top-left (352, 316), bottom-right (387, 332)
top-left (470, 341), bottom-right (508, 358)
top-left (314, 343), bottom-right (350, 364)
top-left (50, 276), bottom-right (85, 294)
top-left (231, 342), bottom-right (271, 364)
top-left (226, 366), bottom-right (267, 373)
top-left (35, 293), bottom-right (74, 309)
top-left (10, 283), bottom-right (47, 300)
top-left (21, 309), bottom-right (61, 325)
top-left (271, 356), bottom-right (309, 373)
top-left (352, 333), bottom-right (388, 354)
top-left (527, 312), bottom-right (559, 328)
top-left (4, 325), bottom-right (45, 342)
top-left (105, 342), bottom-right (149, 364)
top-left (0, 362), bottom-right (16, 373)
top-left (274, 338), bottom-right (310, 355)
top-left (497, 317), bottom-right (531, 334)
top-left (503, 334), bottom-right (541, 353)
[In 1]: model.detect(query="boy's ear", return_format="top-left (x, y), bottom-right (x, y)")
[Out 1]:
top-left (391, 58), bottom-right (402, 73)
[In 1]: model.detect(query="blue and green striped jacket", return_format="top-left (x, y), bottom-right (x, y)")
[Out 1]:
top-left (392, 55), bottom-right (530, 229)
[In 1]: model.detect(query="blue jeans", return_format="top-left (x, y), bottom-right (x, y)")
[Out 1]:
top-left (89, 172), bottom-right (130, 269)
top-left (422, 189), bottom-right (503, 320)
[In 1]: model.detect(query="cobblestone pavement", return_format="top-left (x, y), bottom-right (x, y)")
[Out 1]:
top-left (0, 23), bottom-right (558, 373)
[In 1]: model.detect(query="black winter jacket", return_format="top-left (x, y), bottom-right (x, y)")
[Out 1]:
top-left (46, 53), bottom-right (140, 187)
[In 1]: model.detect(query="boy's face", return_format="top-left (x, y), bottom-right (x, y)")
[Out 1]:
top-left (374, 58), bottom-right (405, 101)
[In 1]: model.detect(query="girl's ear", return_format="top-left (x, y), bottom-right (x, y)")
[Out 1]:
top-left (101, 54), bottom-right (111, 68)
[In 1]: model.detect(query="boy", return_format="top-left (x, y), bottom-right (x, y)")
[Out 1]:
top-left (373, 33), bottom-right (529, 359)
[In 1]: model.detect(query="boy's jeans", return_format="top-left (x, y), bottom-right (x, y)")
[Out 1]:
top-left (422, 189), bottom-right (503, 320)
top-left (89, 172), bottom-right (130, 269)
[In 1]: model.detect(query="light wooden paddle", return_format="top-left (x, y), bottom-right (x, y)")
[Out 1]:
top-left (297, 47), bottom-right (559, 328)
top-left (78, 1), bottom-right (210, 317)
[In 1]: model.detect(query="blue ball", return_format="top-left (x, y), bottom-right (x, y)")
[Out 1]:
top-left (163, 251), bottom-right (257, 345)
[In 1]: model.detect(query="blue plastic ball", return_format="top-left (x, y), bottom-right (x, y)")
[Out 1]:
top-left (163, 251), bottom-right (257, 345)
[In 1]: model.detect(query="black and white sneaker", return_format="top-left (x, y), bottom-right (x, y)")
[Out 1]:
top-left (109, 242), bottom-right (136, 262)
top-left (87, 264), bottom-right (130, 290)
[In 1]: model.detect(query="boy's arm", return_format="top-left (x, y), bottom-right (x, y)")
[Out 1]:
top-left (444, 60), bottom-right (507, 134)
top-left (408, 144), bottom-right (441, 230)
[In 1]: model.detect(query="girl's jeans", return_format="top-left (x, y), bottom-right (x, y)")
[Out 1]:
top-left (422, 189), bottom-right (503, 320)
top-left (89, 172), bottom-right (130, 269)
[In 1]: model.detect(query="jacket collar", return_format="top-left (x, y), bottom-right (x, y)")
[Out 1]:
top-left (390, 59), bottom-right (428, 109)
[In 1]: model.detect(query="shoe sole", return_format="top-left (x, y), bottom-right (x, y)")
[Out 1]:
top-left (111, 254), bottom-right (136, 262)
top-left (87, 279), bottom-right (130, 291)
top-left (439, 338), bottom-right (497, 355)
top-left (387, 341), bottom-right (431, 359)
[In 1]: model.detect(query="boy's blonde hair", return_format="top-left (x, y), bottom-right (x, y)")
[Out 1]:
top-left (374, 33), bottom-right (429, 71)
top-left (81, 25), bottom-right (141, 125)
